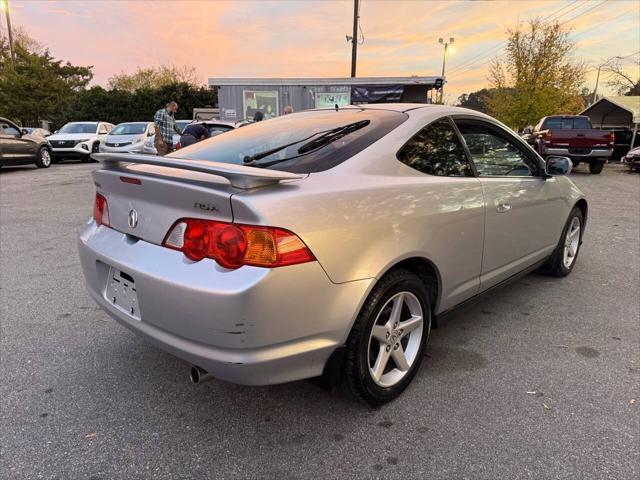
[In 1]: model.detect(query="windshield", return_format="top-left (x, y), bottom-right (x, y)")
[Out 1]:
top-left (58, 123), bottom-right (97, 134)
top-left (173, 109), bottom-right (407, 173)
top-left (543, 117), bottom-right (592, 130)
top-left (110, 123), bottom-right (147, 135)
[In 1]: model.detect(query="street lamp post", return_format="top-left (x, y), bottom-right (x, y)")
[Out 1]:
top-left (592, 55), bottom-right (624, 105)
top-left (438, 37), bottom-right (454, 103)
top-left (1, 0), bottom-right (15, 63)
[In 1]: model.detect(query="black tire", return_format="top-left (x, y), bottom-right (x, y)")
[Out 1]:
top-left (589, 159), bottom-right (605, 174)
top-left (541, 207), bottom-right (584, 277)
top-left (344, 269), bottom-right (431, 405)
top-left (571, 159), bottom-right (580, 168)
top-left (35, 146), bottom-right (52, 168)
top-left (82, 142), bottom-right (100, 163)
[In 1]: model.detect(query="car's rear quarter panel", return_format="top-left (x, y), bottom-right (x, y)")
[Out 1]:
top-left (232, 169), bottom-right (486, 314)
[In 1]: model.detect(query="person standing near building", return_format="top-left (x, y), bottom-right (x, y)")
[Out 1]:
top-left (153, 101), bottom-right (182, 156)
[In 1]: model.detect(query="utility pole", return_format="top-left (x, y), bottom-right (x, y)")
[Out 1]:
top-left (592, 55), bottom-right (623, 105)
top-left (438, 37), bottom-right (454, 104)
top-left (2, 0), bottom-right (15, 63)
top-left (350, 0), bottom-right (359, 77)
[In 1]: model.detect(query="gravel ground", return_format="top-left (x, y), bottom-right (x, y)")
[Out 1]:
top-left (1, 161), bottom-right (638, 480)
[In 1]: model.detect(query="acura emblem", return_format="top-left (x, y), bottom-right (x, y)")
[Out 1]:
top-left (128, 209), bottom-right (138, 228)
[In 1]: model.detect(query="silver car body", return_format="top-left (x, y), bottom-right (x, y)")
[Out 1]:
top-left (78, 105), bottom-right (586, 385)
top-left (100, 122), bottom-right (155, 154)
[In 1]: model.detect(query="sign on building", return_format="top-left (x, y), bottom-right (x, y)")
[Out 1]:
top-left (243, 90), bottom-right (279, 120)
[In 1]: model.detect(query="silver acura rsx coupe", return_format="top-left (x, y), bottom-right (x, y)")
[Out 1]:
top-left (78, 104), bottom-right (587, 405)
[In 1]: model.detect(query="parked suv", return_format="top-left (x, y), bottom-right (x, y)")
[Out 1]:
top-left (527, 115), bottom-right (613, 174)
top-left (48, 121), bottom-right (114, 162)
top-left (0, 117), bottom-right (52, 169)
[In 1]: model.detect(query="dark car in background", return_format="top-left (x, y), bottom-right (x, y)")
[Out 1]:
top-left (0, 117), bottom-right (52, 169)
top-left (623, 146), bottom-right (640, 172)
top-left (527, 115), bottom-right (614, 174)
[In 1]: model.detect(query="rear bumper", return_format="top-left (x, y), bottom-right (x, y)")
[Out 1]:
top-left (545, 147), bottom-right (612, 158)
top-left (78, 222), bottom-right (372, 385)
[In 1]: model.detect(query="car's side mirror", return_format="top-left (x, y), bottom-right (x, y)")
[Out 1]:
top-left (21, 128), bottom-right (29, 135)
top-left (546, 156), bottom-right (572, 176)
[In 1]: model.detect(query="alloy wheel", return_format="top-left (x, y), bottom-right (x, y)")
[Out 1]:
top-left (563, 216), bottom-right (581, 268)
top-left (40, 149), bottom-right (51, 167)
top-left (367, 291), bottom-right (424, 388)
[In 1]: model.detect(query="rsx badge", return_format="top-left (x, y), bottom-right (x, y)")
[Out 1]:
top-left (194, 202), bottom-right (219, 212)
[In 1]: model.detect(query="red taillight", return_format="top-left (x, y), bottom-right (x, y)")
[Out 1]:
top-left (93, 193), bottom-right (110, 227)
top-left (545, 130), bottom-right (552, 144)
top-left (163, 219), bottom-right (315, 269)
top-left (609, 131), bottom-right (615, 146)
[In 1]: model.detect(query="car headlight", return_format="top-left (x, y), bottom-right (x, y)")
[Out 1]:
top-left (144, 139), bottom-right (153, 147)
top-left (74, 139), bottom-right (90, 145)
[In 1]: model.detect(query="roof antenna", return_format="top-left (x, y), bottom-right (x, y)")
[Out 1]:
top-left (335, 103), bottom-right (339, 111)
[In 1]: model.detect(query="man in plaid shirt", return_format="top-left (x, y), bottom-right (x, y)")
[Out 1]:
top-left (153, 101), bottom-right (182, 156)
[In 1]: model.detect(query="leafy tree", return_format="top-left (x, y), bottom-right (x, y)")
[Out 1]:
top-left (457, 88), bottom-right (497, 113)
top-left (0, 32), bottom-right (93, 125)
top-left (487, 19), bottom-right (586, 130)
top-left (107, 65), bottom-right (201, 92)
top-left (603, 55), bottom-right (640, 96)
top-left (52, 83), bottom-right (218, 128)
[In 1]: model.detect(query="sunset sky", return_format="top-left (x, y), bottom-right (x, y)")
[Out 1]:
top-left (3, 0), bottom-right (639, 103)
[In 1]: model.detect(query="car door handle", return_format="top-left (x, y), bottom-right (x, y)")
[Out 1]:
top-left (496, 201), bottom-right (512, 213)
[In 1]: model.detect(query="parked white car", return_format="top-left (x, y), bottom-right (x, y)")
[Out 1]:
top-left (99, 122), bottom-right (154, 154)
top-left (142, 120), bottom-right (192, 155)
top-left (49, 122), bottom-right (114, 162)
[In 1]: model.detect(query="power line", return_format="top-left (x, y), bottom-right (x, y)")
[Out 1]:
top-left (571, 6), bottom-right (639, 37)
top-left (559, 0), bottom-right (608, 26)
top-left (546, 0), bottom-right (590, 22)
top-left (448, 0), bottom-right (611, 79)
top-left (447, 0), bottom-right (586, 76)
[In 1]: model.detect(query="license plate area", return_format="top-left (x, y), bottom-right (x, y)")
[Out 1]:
top-left (105, 268), bottom-right (140, 320)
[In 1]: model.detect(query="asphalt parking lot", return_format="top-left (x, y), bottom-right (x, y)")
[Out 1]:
top-left (1, 161), bottom-right (638, 480)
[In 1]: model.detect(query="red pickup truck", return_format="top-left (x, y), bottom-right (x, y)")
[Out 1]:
top-left (526, 115), bottom-right (614, 174)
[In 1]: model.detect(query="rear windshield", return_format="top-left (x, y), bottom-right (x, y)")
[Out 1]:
top-left (58, 123), bottom-right (97, 134)
top-left (110, 123), bottom-right (147, 135)
top-left (543, 117), bottom-right (591, 130)
top-left (173, 109), bottom-right (408, 173)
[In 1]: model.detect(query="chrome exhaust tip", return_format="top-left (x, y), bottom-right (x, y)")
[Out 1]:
top-left (189, 365), bottom-right (214, 384)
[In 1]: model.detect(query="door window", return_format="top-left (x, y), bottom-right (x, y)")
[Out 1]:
top-left (455, 120), bottom-right (538, 177)
top-left (0, 122), bottom-right (20, 136)
top-left (397, 118), bottom-right (473, 177)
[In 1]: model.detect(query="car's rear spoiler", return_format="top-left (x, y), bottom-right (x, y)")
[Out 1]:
top-left (92, 153), bottom-right (304, 189)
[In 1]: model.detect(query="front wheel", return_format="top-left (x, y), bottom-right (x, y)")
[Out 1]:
top-left (344, 269), bottom-right (431, 405)
top-left (541, 207), bottom-right (584, 277)
top-left (35, 147), bottom-right (52, 168)
top-left (589, 159), bottom-right (605, 174)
